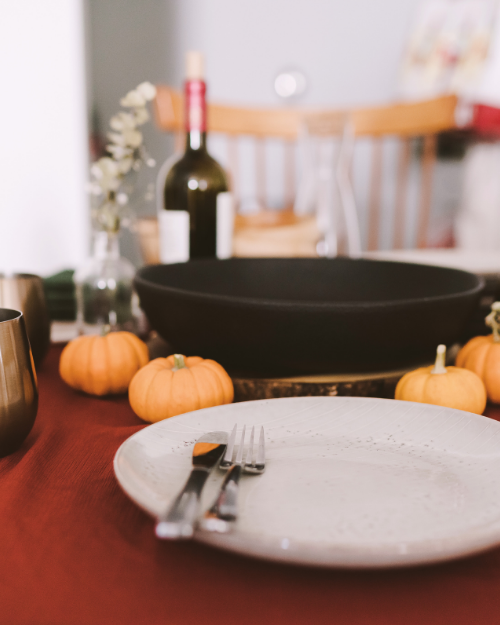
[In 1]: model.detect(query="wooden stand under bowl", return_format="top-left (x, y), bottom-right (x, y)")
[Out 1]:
top-left (232, 346), bottom-right (460, 402)
top-left (231, 367), bottom-right (417, 403)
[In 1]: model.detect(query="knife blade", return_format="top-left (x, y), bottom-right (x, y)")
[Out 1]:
top-left (155, 431), bottom-right (228, 540)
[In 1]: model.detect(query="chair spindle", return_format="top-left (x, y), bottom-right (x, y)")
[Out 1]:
top-left (368, 139), bottom-right (383, 251)
top-left (416, 135), bottom-right (437, 249)
top-left (227, 135), bottom-right (240, 208)
top-left (283, 140), bottom-right (295, 210)
top-left (393, 138), bottom-right (411, 249)
top-left (255, 138), bottom-right (266, 210)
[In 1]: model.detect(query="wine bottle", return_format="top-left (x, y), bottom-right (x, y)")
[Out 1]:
top-left (158, 51), bottom-right (233, 263)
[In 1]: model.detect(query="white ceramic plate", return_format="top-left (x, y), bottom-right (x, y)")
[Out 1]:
top-left (114, 397), bottom-right (500, 568)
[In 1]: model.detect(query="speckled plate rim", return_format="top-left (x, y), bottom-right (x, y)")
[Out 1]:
top-left (113, 397), bottom-right (500, 569)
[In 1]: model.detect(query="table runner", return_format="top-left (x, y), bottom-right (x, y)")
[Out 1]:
top-left (2, 345), bottom-right (500, 625)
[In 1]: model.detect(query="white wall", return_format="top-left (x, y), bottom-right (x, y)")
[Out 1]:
top-left (172, 0), bottom-right (421, 107)
top-left (0, 0), bottom-right (89, 276)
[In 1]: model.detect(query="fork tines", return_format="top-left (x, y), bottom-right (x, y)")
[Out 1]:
top-left (220, 424), bottom-right (265, 474)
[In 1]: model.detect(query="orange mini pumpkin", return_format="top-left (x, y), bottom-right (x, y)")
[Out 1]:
top-left (129, 354), bottom-right (234, 423)
top-left (395, 344), bottom-right (486, 415)
top-left (456, 301), bottom-right (500, 403)
top-left (60, 332), bottom-right (149, 396)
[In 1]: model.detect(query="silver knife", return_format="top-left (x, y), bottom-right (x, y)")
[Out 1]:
top-left (155, 431), bottom-right (228, 540)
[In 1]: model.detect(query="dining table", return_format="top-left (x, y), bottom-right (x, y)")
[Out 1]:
top-left (3, 343), bottom-right (500, 625)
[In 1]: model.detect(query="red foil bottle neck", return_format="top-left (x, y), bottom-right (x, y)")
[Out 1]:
top-left (185, 80), bottom-right (207, 132)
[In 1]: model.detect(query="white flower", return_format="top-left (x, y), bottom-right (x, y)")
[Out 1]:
top-left (118, 157), bottom-right (133, 174)
top-left (133, 107), bottom-right (149, 125)
top-left (110, 112), bottom-right (136, 131)
top-left (88, 80), bottom-right (155, 210)
top-left (97, 177), bottom-right (119, 192)
top-left (90, 157), bottom-right (120, 192)
top-left (86, 182), bottom-right (103, 196)
top-left (136, 82), bottom-right (156, 101)
top-left (107, 131), bottom-right (126, 146)
top-left (107, 129), bottom-right (142, 148)
top-left (106, 144), bottom-right (133, 159)
top-left (91, 157), bottom-right (119, 179)
top-left (122, 128), bottom-right (143, 148)
top-left (120, 89), bottom-right (146, 108)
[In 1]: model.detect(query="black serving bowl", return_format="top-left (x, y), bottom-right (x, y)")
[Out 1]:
top-left (135, 258), bottom-right (483, 376)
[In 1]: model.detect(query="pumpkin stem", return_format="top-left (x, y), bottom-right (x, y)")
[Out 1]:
top-left (431, 344), bottom-right (447, 374)
top-left (172, 354), bottom-right (186, 371)
top-left (486, 302), bottom-right (500, 343)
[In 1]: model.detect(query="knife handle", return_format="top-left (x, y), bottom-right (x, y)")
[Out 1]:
top-left (199, 464), bottom-right (242, 533)
top-left (155, 468), bottom-right (209, 539)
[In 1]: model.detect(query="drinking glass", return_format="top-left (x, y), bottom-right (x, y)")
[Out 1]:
top-left (0, 308), bottom-right (38, 457)
top-left (0, 274), bottom-right (50, 365)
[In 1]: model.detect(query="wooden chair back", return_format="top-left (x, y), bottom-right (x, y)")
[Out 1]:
top-left (154, 86), bottom-right (459, 253)
top-left (351, 95), bottom-right (458, 250)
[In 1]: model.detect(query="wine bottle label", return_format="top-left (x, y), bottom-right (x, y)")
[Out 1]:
top-left (216, 192), bottom-right (234, 260)
top-left (158, 210), bottom-right (190, 264)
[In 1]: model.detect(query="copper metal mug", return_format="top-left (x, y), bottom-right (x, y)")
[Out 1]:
top-left (0, 309), bottom-right (38, 457)
top-left (0, 274), bottom-right (50, 365)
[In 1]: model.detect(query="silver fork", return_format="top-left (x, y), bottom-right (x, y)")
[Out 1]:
top-left (199, 424), bottom-right (265, 533)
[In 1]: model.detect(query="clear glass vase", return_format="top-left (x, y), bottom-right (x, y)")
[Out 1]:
top-left (74, 230), bottom-right (138, 336)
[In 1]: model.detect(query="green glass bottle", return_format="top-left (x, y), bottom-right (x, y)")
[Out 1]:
top-left (159, 51), bottom-right (233, 263)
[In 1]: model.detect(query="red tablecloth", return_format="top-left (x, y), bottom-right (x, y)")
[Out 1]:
top-left (3, 346), bottom-right (500, 625)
